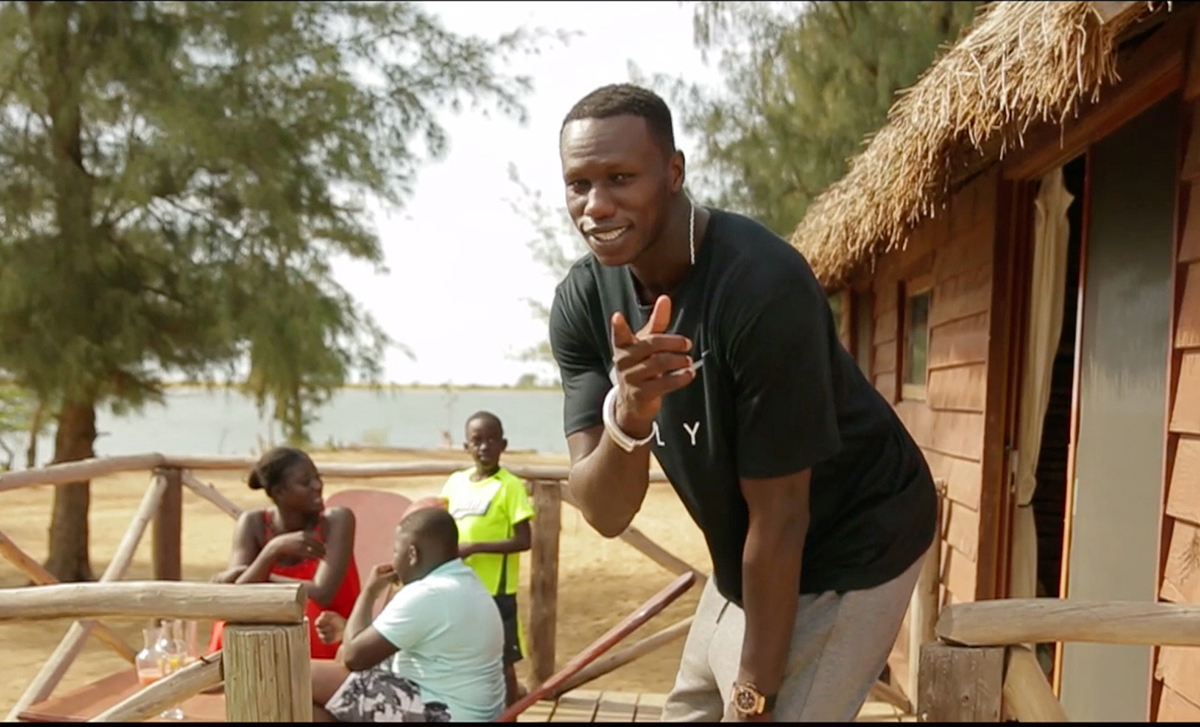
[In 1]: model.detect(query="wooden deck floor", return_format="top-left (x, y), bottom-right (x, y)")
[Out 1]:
top-left (516, 691), bottom-right (914, 722)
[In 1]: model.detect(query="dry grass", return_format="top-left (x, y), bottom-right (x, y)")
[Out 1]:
top-left (0, 448), bottom-right (711, 714)
top-left (790, 0), bottom-right (1153, 289)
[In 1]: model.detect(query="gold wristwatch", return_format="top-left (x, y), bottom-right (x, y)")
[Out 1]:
top-left (731, 682), bottom-right (777, 717)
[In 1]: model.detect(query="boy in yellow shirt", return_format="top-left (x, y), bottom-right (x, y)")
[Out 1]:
top-left (440, 411), bottom-right (534, 706)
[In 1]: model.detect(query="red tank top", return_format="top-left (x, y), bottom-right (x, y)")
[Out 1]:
top-left (208, 510), bottom-right (362, 659)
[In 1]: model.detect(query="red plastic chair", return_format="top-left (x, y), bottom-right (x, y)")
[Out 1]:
top-left (325, 488), bottom-right (412, 614)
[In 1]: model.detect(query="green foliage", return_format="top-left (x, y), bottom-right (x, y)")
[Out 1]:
top-left (504, 162), bottom-right (588, 378)
top-left (638, 1), bottom-right (980, 237)
top-left (0, 377), bottom-right (49, 470)
top-left (0, 1), bottom-right (544, 444)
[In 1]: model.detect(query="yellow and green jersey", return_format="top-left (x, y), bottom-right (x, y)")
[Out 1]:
top-left (439, 467), bottom-right (535, 596)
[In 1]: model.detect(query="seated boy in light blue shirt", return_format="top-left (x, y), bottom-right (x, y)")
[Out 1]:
top-left (311, 507), bottom-right (506, 723)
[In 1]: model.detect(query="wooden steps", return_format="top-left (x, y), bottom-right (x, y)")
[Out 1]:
top-left (516, 690), bottom-right (913, 722)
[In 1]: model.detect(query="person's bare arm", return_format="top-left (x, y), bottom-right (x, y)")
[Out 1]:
top-left (340, 565), bottom-right (398, 672)
top-left (461, 520), bottom-right (532, 557)
top-left (211, 510), bottom-right (263, 583)
top-left (563, 295), bottom-right (695, 537)
top-left (302, 507), bottom-right (357, 606)
top-left (736, 470), bottom-right (811, 721)
top-left (233, 509), bottom-right (355, 607)
top-left (722, 286), bottom-right (843, 721)
top-left (563, 426), bottom-right (654, 537)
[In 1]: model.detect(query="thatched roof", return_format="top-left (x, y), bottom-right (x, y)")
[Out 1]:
top-left (789, 1), bottom-right (1157, 289)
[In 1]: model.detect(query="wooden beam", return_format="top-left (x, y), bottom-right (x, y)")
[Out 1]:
top-left (1091, 1), bottom-right (1143, 25)
top-left (0, 454), bottom-right (670, 490)
top-left (937, 598), bottom-right (1200, 647)
top-left (907, 490), bottom-right (945, 702)
top-left (869, 679), bottom-right (913, 714)
top-left (550, 617), bottom-right (693, 696)
top-left (180, 470), bottom-right (243, 519)
top-left (529, 479), bottom-right (562, 685)
top-left (498, 572), bottom-right (695, 723)
top-left (1001, 646), bottom-right (1069, 722)
top-left (90, 651), bottom-right (223, 722)
top-left (558, 483), bottom-right (708, 584)
top-left (4, 473), bottom-right (170, 721)
top-left (0, 581), bottom-right (306, 624)
top-left (917, 642), bottom-right (1004, 722)
top-left (0, 529), bottom-right (135, 662)
top-left (0, 454), bottom-right (167, 492)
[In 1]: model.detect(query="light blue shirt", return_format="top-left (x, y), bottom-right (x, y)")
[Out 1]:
top-left (372, 558), bottom-right (505, 722)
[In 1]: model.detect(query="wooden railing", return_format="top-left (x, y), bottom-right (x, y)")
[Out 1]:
top-left (917, 598), bottom-right (1200, 721)
top-left (0, 452), bottom-right (709, 720)
top-left (0, 581), bottom-right (310, 722)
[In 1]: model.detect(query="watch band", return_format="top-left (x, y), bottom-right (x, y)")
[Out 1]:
top-left (602, 387), bottom-right (655, 453)
top-left (732, 681), bottom-right (777, 716)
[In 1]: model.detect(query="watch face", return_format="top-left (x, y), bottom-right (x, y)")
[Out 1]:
top-left (734, 687), bottom-right (758, 711)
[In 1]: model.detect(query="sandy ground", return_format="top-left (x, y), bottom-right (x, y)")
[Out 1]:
top-left (0, 448), bottom-right (712, 714)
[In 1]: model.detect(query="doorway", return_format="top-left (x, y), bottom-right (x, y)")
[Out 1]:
top-left (1056, 93), bottom-right (1179, 722)
top-left (1023, 154), bottom-right (1085, 675)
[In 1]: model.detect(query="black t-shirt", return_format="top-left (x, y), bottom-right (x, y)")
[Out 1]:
top-left (548, 207), bottom-right (937, 606)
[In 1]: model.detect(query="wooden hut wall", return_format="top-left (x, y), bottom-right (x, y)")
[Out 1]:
top-left (1153, 46), bottom-right (1200, 721)
top-left (848, 168), bottom-right (999, 691)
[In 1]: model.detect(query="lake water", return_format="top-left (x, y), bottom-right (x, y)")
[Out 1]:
top-left (18, 387), bottom-right (568, 468)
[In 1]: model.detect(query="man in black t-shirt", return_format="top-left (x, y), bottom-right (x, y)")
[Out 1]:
top-left (549, 84), bottom-right (937, 722)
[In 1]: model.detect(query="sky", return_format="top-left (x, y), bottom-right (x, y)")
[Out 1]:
top-left (330, 1), bottom-right (724, 387)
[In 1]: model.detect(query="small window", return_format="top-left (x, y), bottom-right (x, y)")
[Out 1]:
top-left (901, 280), bottom-right (931, 401)
top-left (852, 290), bottom-right (874, 378)
top-left (828, 291), bottom-right (851, 351)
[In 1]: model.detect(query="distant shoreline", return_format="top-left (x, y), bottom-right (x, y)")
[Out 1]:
top-left (159, 381), bottom-right (562, 393)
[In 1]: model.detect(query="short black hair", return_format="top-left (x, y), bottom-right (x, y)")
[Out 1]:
top-left (398, 507), bottom-right (459, 554)
top-left (561, 83), bottom-right (676, 155)
top-left (465, 410), bottom-right (504, 436)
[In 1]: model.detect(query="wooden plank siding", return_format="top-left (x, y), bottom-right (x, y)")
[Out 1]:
top-left (1154, 47), bottom-right (1200, 720)
top-left (853, 171), bottom-right (998, 695)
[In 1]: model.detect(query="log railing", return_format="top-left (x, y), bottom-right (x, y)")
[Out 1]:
top-left (0, 452), bottom-right (710, 720)
top-left (0, 581), bottom-right (310, 722)
top-left (917, 598), bottom-right (1200, 721)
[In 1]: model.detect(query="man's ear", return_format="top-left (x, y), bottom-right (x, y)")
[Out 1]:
top-left (669, 150), bottom-right (686, 194)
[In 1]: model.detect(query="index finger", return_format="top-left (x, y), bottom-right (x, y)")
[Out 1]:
top-left (617, 333), bottom-right (693, 355)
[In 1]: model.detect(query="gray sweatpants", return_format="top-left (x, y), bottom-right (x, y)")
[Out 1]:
top-left (661, 555), bottom-right (923, 722)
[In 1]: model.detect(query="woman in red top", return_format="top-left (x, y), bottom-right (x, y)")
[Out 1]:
top-left (210, 447), bottom-right (361, 659)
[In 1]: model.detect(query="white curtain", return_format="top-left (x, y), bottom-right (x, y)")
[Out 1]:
top-left (1008, 167), bottom-right (1074, 599)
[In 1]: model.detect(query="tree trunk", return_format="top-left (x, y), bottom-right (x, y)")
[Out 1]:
top-left (32, 2), bottom-right (99, 583)
top-left (25, 398), bottom-right (45, 469)
top-left (43, 401), bottom-right (97, 582)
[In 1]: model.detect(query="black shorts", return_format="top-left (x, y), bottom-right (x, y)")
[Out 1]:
top-left (493, 594), bottom-right (523, 665)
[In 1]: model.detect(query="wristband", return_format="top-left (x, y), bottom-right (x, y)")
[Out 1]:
top-left (602, 387), bottom-right (656, 453)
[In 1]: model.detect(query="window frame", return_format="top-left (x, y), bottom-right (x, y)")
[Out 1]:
top-left (850, 288), bottom-right (874, 380)
top-left (900, 273), bottom-right (933, 402)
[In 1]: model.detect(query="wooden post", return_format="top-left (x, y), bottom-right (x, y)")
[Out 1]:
top-left (908, 481), bottom-right (945, 702)
top-left (223, 623), bottom-right (312, 722)
top-left (528, 479), bottom-right (561, 686)
top-left (917, 642), bottom-right (1004, 722)
top-left (152, 467), bottom-right (183, 581)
